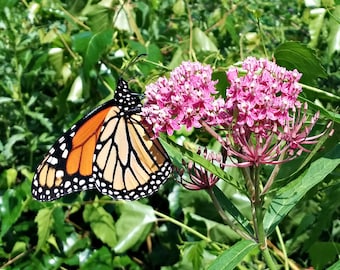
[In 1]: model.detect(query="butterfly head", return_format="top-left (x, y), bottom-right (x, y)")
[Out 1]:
top-left (114, 78), bottom-right (142, 113)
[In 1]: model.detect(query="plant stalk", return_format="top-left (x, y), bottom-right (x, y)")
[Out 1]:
top-left (252, 166), bottom-right (277, 269)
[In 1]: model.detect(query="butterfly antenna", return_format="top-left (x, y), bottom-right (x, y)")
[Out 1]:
top-left (120, 53), bottom-right (148, 79)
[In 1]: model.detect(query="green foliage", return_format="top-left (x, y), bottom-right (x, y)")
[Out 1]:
top-left (264, 144), bottom-right (340, 235)
top-left (208, 240), bottom-right (258, 270)
top-left (0, 0), bottom-right (339, 269)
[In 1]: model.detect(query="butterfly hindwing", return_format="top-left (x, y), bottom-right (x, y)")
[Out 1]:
top-left (93, 112), bottom-right (172, 200)
top-left (32, 78), bottom-right (172, 201)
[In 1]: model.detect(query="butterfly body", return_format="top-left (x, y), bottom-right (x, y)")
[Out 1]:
top-left (32, 78), bottom-right (172, 201)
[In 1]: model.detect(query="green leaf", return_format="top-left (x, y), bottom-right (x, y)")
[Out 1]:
top-left (114, 201), bottom-right (156, 253)
top-left (308, 241), bottom-right (340, 270)
top-left (86, 5), bottom-right (113, 33)
top-left (328, 5), bottom-right (340, 57)
top-left (192, 27), bottom-right (218, 52)
top-left (212, 186), bottom-right (254, 236)
top-left (207, 240), bottom-right (258, 270)
top-left (72, 31), bottom-right (93, 54)
top-left (264, 143), bottom-right (340, 235)
top-left (327, 259), bottom-right (340, 270)
top-left (169, 47), bottom-right (186, 69)
top-left (83, 29), bottom-right (113, 79)
top-left (2, 133), bottom-right (26, 160)
top-left (182, 241), bottom-right (205, 270)
top-left (24, 110), bottom-right (53, 132)
top-left (0, 168), bottom-right (17, 188)
top-left (188, 212), bottom-right (240, 243)
top-left (80, 246), bottom-right (113, 270)
top-left (307, 8), bottom-right (326, 48)
top-left (0, 189), bottom-right (24, 237)
top-left (161, 136), bottom-right (231, 183)
top-left (35, 208), bottom-right (54, 252)
top-left (52, 207), bottom-right (67, 242)
top-left (83, 204), bottom-right (117, 248)
top-left (274, 41), bottom-right (327, 83)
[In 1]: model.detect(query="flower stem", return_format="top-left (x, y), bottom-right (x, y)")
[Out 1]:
top-left (153, 209), bottom-right (222, 251)
top-left (252, 166), bottom-right (277, 269)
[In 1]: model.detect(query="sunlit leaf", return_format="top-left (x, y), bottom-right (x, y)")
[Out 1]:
top-left (114, 201), bottom-right (156, 253)
top-left (274, 42), bottom-right (327, 83)
top-left (35, 208), bottom-right (54, 252)
top-left (83, 204), bottom-right (117, 248)
top-left (327, 259), bottom-right (340, 270)
top-left (0, 189), bottom-right (24, 237)
top-left (193, 27), bottom-right (218, 52)
top-left (182, 241), bottom-right (205, 270)
top-left (328, 5), bottom-right (340, 57)
top-left (83, 29), bottom-right (113, 79)
top-left (309, 242), bottom-right (340, 270)
top-left (264, 143), bottom-right (340, 235)
top-left (81, 246), bottom-right (113, 270)
top-left (307, 8), bottom-right (326, 48)
top-left (207, 240), bottom-right (258, 270)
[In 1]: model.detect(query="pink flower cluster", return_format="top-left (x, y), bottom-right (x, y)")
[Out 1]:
top-left (142, 58), bottom-right (329, 171)
top-left (141, 61), bottom-right (227, 137)
top-left (225, 57), bottom-right (302, 142)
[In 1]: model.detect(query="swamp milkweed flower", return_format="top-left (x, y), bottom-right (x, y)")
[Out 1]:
top-left (142, 59), bottom-right (332, 190)
top-left (222, 56), bottom-right (331, 167)
top-left (141, 61), bottom-right (227, 138)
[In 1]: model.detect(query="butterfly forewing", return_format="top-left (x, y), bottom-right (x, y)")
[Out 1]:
top-left (32, 78), bottom-right (172, 201)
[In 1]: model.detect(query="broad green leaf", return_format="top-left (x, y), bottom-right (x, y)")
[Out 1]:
top-left (188, 212), bottom-right (240, 243)
top-left (274, 41), bottom-right (327, 83)
top-left (207, 240), bottom-right (258, 270)
top-left (192, 27), bottom-right (218, 52)
top-left (83, 204), bottom-right (117, 248)
top-left (52, 207), bottom-right (67, 242)
top-left (225, 15), bottom-right (239, 45)
top-left (114, 201), bottom-right (156, 253)
top-left (83, 29), bottom-right (113, 79)
top-left (0, 168), bottom-right (17, 188)
top-left (327, 259), bottom-right (340, 270)
top-left (264, 143), bottom-right (340, 235)
top-left (308, 242), bottom-right (340, 270)
top-left (0, 189), bottom-right (24, 237)
top-left (307, 8), bottom-right (326, 48)
top-left (173, 0), bottom-right (185, 15)
top-left (298, 96), bottom-right (340, 122)
top-left (169, 46), bottom-right (186, 69)
top-left (213, 186), bottom-right (254, 236)
top-left (182, 241), bottom-right (205, 270)
top-left (328, 5), bottom-right (340, 57)
top-left (2, 133), bottom-right (26, 159)
top-left (34, 208), bottom-right (54, 252)
top-left (81, 246), bottom-right (113, 270)
top-left (24, 110), bottom-right (53, 132)
top-left (72, 32), bottom-right (93, 54)
top-left (86, 5), bottom-right (113, 33)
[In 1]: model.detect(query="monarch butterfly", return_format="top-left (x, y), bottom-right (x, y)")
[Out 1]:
top-left (32, 78), bottom-right (172, 201)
